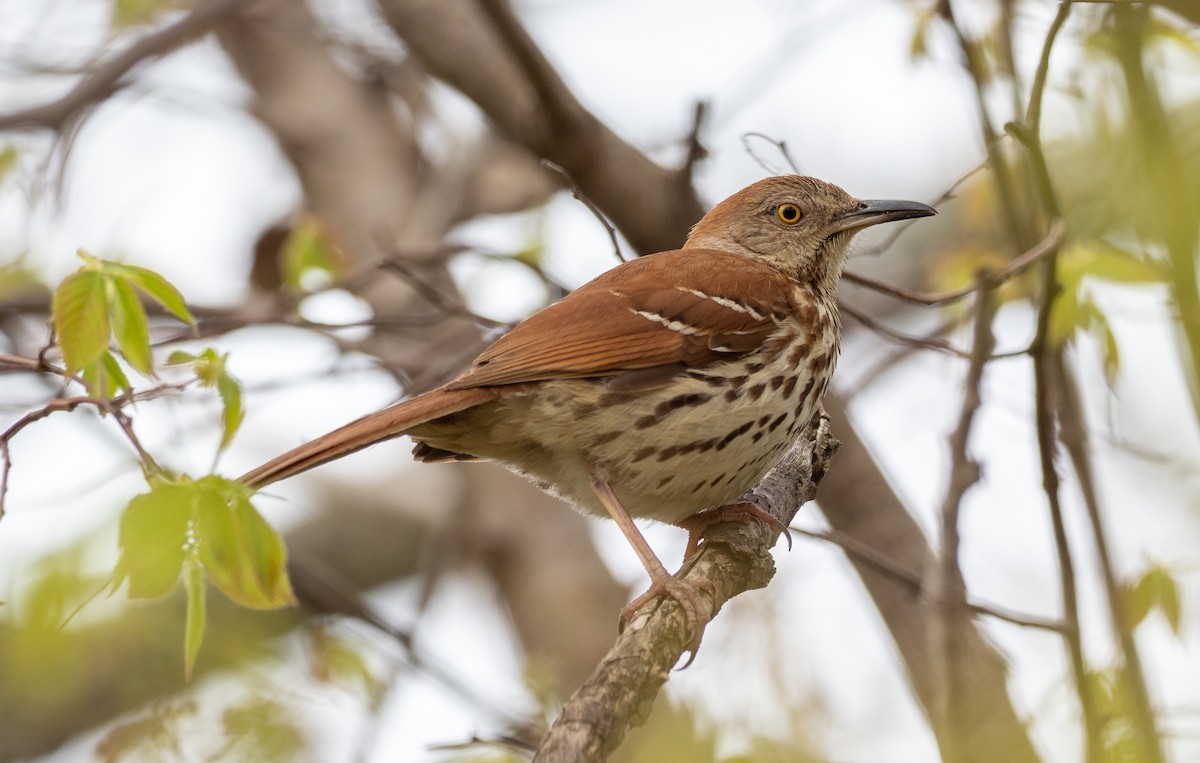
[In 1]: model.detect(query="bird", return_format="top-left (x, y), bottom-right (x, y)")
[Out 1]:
top-left (239, 175), bottom-right (935, 651)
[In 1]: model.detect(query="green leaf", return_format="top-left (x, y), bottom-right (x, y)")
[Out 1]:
top-left (1048, 285), bottom-right (1082, 347)
top-left (1076, 300), bottom-right (1120, 385)
top-left (114, 483), bottom-right (192, 598)
top-left (0, 259), bottom-right (45, 300)
top-left (280, 216), bottom-right (341, 292)
top-left (0, 145), bottom-right (18, 182)
top-left (218, 697), bottom-right (304, 762)
top-left (112, 0), bottom-right (173, 28)
top-left (1063, 241), bottom-right (1166, 286)
top-left (83, 351), bottom-right (127, 399)
top-left (308, 625), bottom-right (379, 695)
top-left (910, 8), bottom-right (934, 60)
top-left (183, 554), bottom-right (206, 680)
top-left (1132, 565), bottom-right (1182, 635)
top-left (1145, 13), bottom-right (1200, 55)
top-left (216, 373), bottom-right (244, 451)
top-left (105, 262), bottom-right (194, 324)
top-left (52, 270), bottom-right (111, 373)
top-left (512, 244), bottom-right (545, 269)
top-left (102, 351), bottom-right (133, 396)
top-left (192, 477), bottom-right (295, 610)
top-left (167, 350), bottom-right (197, 366)
top-left (108, 277), bottom-right (153, 375)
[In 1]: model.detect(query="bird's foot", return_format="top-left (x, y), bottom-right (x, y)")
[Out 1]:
top-left (676, 501), bottom-right (792, 561)
top-left (620, 573), bottom-right (714, 667)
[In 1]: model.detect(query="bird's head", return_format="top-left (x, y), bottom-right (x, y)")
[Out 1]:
top-left (685, 175), bottom-right (936, 294)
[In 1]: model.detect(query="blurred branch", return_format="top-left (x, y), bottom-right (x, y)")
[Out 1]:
top-left (376, 0), bottom-right (705, 255)
top-left (1029, 206), bottom-right (1099, 763)
top-left (928, 270), bottom-right (997, 761)
top-left (1111, 3), bottom-right (1200, 431)
top-left (1054, 353), bottom-right (1167, 761)
top-left (938, 0), bottom-right (1032, 248)
top-left (1016, 5), bottom-right (1108, 761)
top-left (841, 303), bottom-right (973, 359)
top-left (0, 0), bottom-right (241, 131)
top-left (534, 416), bottom-right (838, 762)
top-left (286, 555), bottom-right (541, 740)
top-left (818, 392), bottom-right (1041, 763)
top-left (681, 101), bottom-right (709, 183)
top-left (792, 526), bottom-right (1063, 634)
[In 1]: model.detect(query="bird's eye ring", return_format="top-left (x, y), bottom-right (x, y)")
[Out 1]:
top-left (776, 203), bottom-right (802, 224)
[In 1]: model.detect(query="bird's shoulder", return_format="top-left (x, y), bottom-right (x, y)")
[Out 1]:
top-left (445, 248), bottom-right (799, 390)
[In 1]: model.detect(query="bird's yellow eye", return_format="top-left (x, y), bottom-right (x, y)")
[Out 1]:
top-left (776, 203), bottom-right (802, 224)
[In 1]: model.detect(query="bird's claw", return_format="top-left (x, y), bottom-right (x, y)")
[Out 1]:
top-left (676, 501), bottom-right (792, 561)
top-left (620, 574), bottom-right (714, 667)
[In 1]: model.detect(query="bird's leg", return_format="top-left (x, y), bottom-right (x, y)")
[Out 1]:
top-left (674, 502), bottom-right (793, 563)
top-left (588, 473), bottom-right (711, 657)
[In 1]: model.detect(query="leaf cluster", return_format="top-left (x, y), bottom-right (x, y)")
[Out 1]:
top-left (51, 250), bottom-right (193, 395)
top-left (114, 475), bottom-right (296, 677)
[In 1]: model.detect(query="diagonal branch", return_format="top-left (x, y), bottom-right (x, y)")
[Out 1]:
top-left (533, 415), bottom-right (839, 762)
top-left (0, 0), bottom-right (241, 132)
top-left (927, 270), bottom-right (998, 760)
top-left (842, 220), bottom-right (1066, 307)
top-left (376, 0), bottom-right (705, 255)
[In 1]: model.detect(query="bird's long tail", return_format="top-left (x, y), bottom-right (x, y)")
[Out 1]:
top-left (238, 386), bottom-right (499, 489)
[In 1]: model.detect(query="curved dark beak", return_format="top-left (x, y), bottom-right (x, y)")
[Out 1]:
top-left (831, 199), bottom-right (937, 233)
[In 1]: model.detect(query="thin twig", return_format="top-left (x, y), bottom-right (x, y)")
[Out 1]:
top-left (0, 383), bottom-right (185, 515)
top-left (376, 259), bottom-right (508, 329)
top-left (680, 100), bottom-right (709, 182)
top-left (928, 270), bottom-right (998, 759)
top-left (853, 159), bottom-right (989, 259)
top-left (791, 526), bottom-right (921, 589)
top-left (541, 159), bottom-right (627, 263)
top-left (841, 304), bottom-right (972, 359)
top-left (967, 601), bottom-right (1063, 632)
top-left (939, 0), bottom-right (1031, 248)
top-left (1018, 4), bottom-right (1111, 760)
top-left (740, 131), bottom-right (803, 176)
top-left (792, 525), bottom-right (1064, 633)
top-left (842, 219), bottom-right (1066, 307)
top-left (0, 0), bottom-right (241, 131)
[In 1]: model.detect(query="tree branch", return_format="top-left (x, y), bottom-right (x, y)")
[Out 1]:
top-left (533, 415), bottom-right (839, 762)
top-left (928, 270), bottom-right (998, 760)
top-left (375, 0), bottom-right (705, 255)
top-left (0, 0), bottom-right (241, 132)
top-left (842, 219), bottom-right (1066, 307)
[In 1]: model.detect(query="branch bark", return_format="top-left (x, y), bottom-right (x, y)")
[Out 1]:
top-left (375, 0), bottom-right (705, 255)
top-left (373, 2), bottom-right (1043, 758)
top-left (534, 415), bottom-right (839, 762)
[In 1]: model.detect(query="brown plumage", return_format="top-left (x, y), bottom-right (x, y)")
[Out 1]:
top-left (239, 175), bottom-right (935, 648)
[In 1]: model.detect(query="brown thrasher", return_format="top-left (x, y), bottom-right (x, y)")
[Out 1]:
top-left (240, 175), bottom-right (934, 649)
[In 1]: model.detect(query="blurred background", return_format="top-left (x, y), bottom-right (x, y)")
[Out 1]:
top-left (1, 0), bottom-right (1198, 761)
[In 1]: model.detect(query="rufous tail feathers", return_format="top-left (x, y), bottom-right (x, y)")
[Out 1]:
top-left (238, 386), bottom-right (499, 489)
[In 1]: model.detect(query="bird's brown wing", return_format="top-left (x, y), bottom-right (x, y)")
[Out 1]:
top-left (239, 250), bottom-right (794, 489)
top-left (446, 249), bottom-right (794, 391)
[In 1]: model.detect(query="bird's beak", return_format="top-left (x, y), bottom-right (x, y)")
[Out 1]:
top-left (830, 199), bottom-right (937, 233)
